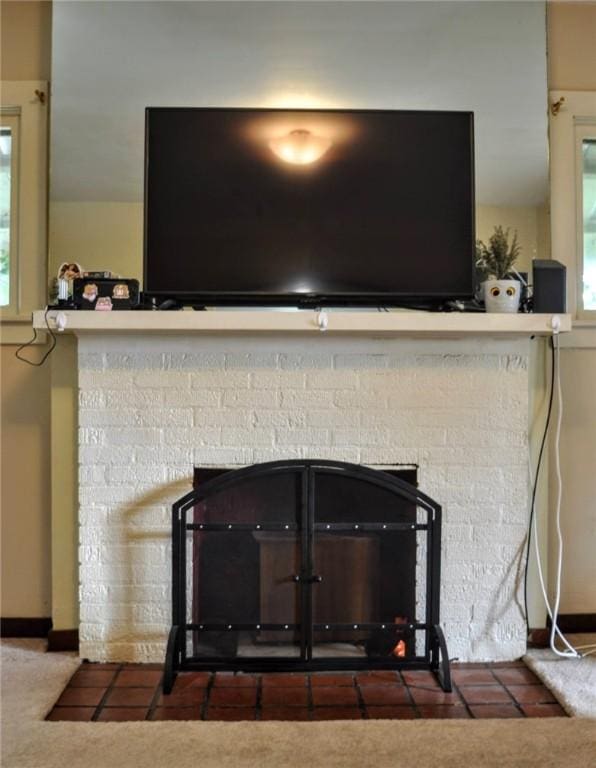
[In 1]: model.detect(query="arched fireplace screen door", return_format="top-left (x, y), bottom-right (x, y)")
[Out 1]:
top-left (164, 460), bottom-right (451, 692)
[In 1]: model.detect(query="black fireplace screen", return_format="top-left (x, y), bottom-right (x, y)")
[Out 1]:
top-left (164, 460), bottom-right (451, 692)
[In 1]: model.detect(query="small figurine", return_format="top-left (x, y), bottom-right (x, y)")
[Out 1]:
top-left (57, 262), bottom-right (83, 281)
top-left (95, 297), bottom-right (113, 311)
top-left (82, 283), bottom-right (98, 303)
top-left (112, 283), bottom-right (130, 300)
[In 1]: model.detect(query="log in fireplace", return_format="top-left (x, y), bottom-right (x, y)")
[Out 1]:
top-left (163, 460), bottom-right (451, 692)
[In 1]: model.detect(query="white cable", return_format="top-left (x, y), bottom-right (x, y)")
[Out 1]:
top-left (529, 332), bottom-right (588, 658)
top-left (531, 485), bottom-right (577, 653)
top-left (532, 492), bottom-right (577, 654)
top-left (548, 333), bottom-right (581, 658)
top-left (512, 268), bottom-right (529, 287)
top-left (528, 335), bottom-right (576, 653)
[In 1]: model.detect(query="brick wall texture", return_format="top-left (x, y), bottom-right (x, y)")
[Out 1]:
top-left (77, 335), bottom-right (530, 663)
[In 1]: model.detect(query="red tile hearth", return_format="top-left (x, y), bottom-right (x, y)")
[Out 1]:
top-left (209, 687), bottom-right (257, 708)
top-left (468, 704), bottom-right (523, 719)
top-left (46, 660), bottom-right (569, 722)
top-left (55, 687), bottom-right (105, 707)
top-left (359, 685), bottom-right (410, 706)
top-left (113, 670), bottom-right (163, 688)
top-left (104, 687), bottom-right (155, 707)
top-left (261, 687), bottom-right (309, 707)
top-left (97, 707), bottom-right (149, 722)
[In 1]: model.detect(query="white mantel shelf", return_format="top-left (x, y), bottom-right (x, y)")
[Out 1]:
top-left (33, 309), bottom-right (571, 338)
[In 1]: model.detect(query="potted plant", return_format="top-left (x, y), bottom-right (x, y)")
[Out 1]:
top-left (476, 226), bottom-right (522, 313)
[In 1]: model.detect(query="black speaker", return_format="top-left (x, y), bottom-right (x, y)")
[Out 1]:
top-left (532, 260), bottom-right (566, 313)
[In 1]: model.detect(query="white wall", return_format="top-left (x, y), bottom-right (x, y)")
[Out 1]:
top-left (51, 1), bottom-right (548, 208)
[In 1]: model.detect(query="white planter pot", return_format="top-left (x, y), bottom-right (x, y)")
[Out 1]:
top-left (483, 279), bottom-right (521, 313)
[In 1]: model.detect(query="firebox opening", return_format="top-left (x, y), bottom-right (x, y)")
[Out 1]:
top-left (191, 464), bottom-right (418, 662)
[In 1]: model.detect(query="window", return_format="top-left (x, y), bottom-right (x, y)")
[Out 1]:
top-left (580, 135), bottom-right (596, 311)
top-left (0, 114), bottom-right (19, 312)
top-left (0, 82), bottom-right (47, 340)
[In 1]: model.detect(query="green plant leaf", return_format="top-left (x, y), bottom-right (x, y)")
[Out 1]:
top-left (475, 225), bottom-right (521, 279)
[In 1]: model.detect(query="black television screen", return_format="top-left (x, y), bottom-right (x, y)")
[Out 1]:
top-left (144, 108), bottom-right (475, 306)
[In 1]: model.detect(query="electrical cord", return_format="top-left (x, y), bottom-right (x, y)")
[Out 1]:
top-left (526, 332), bottom-right (595, 659)
top-left (547, 334), bottom-right (589, 658)
top-left (531, 470), bottom-right (579, 656)
top-left (14, 307), bottom-right (57, 366)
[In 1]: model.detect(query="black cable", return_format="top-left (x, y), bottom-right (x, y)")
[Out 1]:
top-left (523, 335), bottom-right (555, 636)
top-left (14, 307), bottom-right (57, 366)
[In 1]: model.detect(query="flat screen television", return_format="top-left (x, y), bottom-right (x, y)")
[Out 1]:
top-left (144, 108), bottom-right (475, 307)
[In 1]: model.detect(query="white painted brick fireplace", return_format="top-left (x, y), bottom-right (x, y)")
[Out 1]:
top-left (77, 333), bottom-right (530, 664)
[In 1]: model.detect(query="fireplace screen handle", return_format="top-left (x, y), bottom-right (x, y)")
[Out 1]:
top-left (292, 574), bottom-right (323, 584)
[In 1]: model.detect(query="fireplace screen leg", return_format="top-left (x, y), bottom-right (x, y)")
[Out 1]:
top-left (430, 624), bottom-right (452, 692)
top-left (163, 625), bottom-right (180, 694)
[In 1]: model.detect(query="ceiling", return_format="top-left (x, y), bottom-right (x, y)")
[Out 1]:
top-left (50, 1), bottom-right (549, 206)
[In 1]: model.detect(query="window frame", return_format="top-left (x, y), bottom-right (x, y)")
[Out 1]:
top-left (0, 111), bottom-right (20, 315)
top-left (549, 90), bottom-right (596, 326)
top-left (576, 125), bottom-right (596, 316)
top-left (0, 82), bottom-right (48, 342)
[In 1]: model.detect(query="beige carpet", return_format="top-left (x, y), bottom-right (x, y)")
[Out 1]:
top-left (524, 634), bottom-right (596, 717)
top-left (2, 639), bottom-right (596, 768)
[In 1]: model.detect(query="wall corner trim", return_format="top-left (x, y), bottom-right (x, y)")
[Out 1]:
top-left (47, 628), bottom-right (79, 652)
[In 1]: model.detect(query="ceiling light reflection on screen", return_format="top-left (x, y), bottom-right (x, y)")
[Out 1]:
top-left (293, 284), bottom-right (313, 294)
top-left (269, 130), bottom-right (332, 165)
